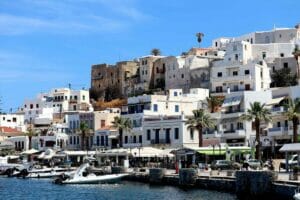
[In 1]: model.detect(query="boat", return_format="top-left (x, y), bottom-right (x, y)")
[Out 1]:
top-left (25, 166), bottom-right (76, 178)
top-left (294, 187), bottom-right (300, 200)
top-left (54, 163), bottom-right (128, 184)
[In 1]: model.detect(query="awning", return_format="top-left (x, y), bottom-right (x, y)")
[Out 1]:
top-left (279, 143), bottom-right (300, 152)
top-left (108, 135), bottom-right (118, 139)
top-left (222, 96), bottom-right (242, 107)
top-left (267, 96), bottom-right (287, 105)
top-left (131, 147), bottom-right (174, 158)
top-left (197, 146), bottom-right (251, 155)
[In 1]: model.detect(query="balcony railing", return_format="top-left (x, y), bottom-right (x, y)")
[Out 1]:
top-left (271, 106), bottom-right (287, 113)
top-left (150, 139), bottom-right (171, 144)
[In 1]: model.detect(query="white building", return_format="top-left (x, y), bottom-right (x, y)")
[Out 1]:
top-left (211, 41), bottom-right (271, 95)
top-left (20, 88), bottom-right (93, 125)
top-left (210, 90), bottom-right (272, 146)
top-left (0, 113), bottom-right (26, 132)
top-left (122, 88), bottom-right (209, 148)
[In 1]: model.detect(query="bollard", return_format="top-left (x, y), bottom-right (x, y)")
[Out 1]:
top-left (179, 168), bottom-right (197, 186)
top-left (149, 168), bottom-right (166, 184)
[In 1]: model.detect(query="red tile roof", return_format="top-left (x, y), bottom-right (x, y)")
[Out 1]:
top-left (0, 126), bottom-right (23, 137)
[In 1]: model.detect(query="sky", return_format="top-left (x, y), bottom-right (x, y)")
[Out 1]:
top-left (0, 0), bottom-right (299, 112)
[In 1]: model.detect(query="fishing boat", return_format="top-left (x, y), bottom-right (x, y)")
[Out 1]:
top-left (54, 163), bottom-right (128, 184)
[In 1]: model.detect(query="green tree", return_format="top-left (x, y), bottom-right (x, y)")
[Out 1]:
top-left (26, 125), bottom-right (37, 150)
top-left (241, 102), bottom-right (271, 160)
top-left (151, 48), bottom-right (161, 56)
top-left (205, 96), bottom-right (224, 113)
top-left (185, 109), bottom-right (214, 147)
top-left (271, 68), bottom-right (297, 87)
top-left (196, 32), bottom-right (204, 47)
top-left (112, 116), bottom-right (132, 148)
top-left (285, 98), bottom-right (300, 143)
top-left (79, 122), bottom-right (91, 150)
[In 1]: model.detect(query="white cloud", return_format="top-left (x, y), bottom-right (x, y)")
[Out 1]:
top-left (0, 0), bottom-right (149, 35)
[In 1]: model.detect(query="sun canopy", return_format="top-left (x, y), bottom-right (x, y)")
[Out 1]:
top-left (222, 96), bottom-right (242, 107)
top-left (197, 146), bottom-right (251, 155)
top-left (131, 147), bottom-right (174, 158)
top-left (267, 96), bottom-right (287, 105)
top-left (279, 143), bottom-right (300, 152)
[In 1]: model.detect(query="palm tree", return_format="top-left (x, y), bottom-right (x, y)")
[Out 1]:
top-left (205, 96), bottom-right (224, 113)
top-left (285, 98), bottom-right (300, 143)
top-left (112, 116), bottom-right (132, 148)
top-left (151, 48), bottom-right (161, 56)
top-left (79, 122), bottom-right (89, 150)
top-left (196, 32), bottom-right (204, 47)
top-left (185, 109), bottom-right (214, 147)
top-left (241, 102), bottom-right (271, 160)
top-left (26, 125), bottom-right (37, 150)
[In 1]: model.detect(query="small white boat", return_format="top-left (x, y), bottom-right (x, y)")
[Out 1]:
top-left (26, 166), bottom-right (75, 178)
top-left (54, 163), bottom-right (128, 184)
top-left (294, 187), bottom-right (300, 200)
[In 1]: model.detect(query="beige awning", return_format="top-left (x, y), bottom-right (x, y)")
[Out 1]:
top-left (222, 96), bottom-right (242, 107)
top-left (21, 148), bottom-right (39, 155)
top-left (267, 96), bottom-right (287, 105)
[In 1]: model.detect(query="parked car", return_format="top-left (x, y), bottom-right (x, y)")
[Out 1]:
top-left (244, 159), bottom-right (262, 169)
top-left (280, 154), bottom-right (299, 170)
top-left (211, 160), bottom-right (240, 170)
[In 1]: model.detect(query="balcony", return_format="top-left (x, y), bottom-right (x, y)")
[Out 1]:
top-left (69, 99), bottom-right (78, 104)
top-left (268, 126), bottom-right (289, 137)
top-left (210, 111), bottom-right (244, 119)
top-left (150, 139), bottom-right (171, 145)
top-left (221, 129), bottom-right (246, 138)
top-left (212, 74), bottom-right (252, 83)
top-left (271, 106), bottom-right (287, 115)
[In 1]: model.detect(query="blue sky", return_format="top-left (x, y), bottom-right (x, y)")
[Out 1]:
top-left (0, 0), bottom-right (299, 112)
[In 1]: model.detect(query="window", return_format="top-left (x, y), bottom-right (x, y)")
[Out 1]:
top-left (216, 86), bottom-right (223, 93)
top-left (175, 105), bottom-right (179, 112)
top-left (235, 54), bottom-right (238, 61)
top-left (74, 95), bottom-right (78, 100)
top-left (139, 135), bottom-right (142, 143)
top-left (153, 104), bottom-right (158, 112)
top-left (96, 136), bottom-right (100, 146)
top-left (217, 72), bottom-right (222, 77)
top-left (244, 45), bottom-right (247, 50)
top-left (215, 42), bottom-right (218, 47)
top-left (272, 66), bottom-right (275, 72)
top-left (133, 136), bottom-right (136, 143)
top-left (262, 52), bottom-right (266, 59)
top-left (145, 70), bottom-right (147, 75)
top-left (233, 71), bottom-right (238, 76)
top-left (36, 104), bottom-right (39, 108)
top-left (174, 91), bottom-right (178, 96)
top-left (280, 53), bottom-right (284, 57)
top-left (245, 84), bottom-right (250, 90)
top-left (181, 74), bottom-right (184, 79)
top-left (174, 128), bottom-right (179, 139)
top-left (73, 105), bottom-right (77, 111)
top-left (190, 129), bottom-right (194, 140)
top-left (30, 104), bottom-right (33, 109)
top-left (101, 120), bottom-right (105, 128)
top-left (12, 117), bottom-right (17, 122)
top-left (125, 136), bottom-right (128, 144)
top-left (82, 95), bottom-right (85, 100)
top-left (244, 70), bottom-right (250, 75)
top-left (65, 96), bottom-right (68, 100)
top-left (277, 122), bottom-right (281, 127)
top-left (283, 62), bottom-right (288, 69)
top-left (70, 136), bottom-right (73, 145)
top-left (147, 130), bottom-right (151, 140)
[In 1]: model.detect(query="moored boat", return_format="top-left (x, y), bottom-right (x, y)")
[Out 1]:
top-left (54, 163), bottom-right (128, 184)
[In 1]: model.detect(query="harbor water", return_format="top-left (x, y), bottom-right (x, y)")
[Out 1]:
top-left (0, 177), bottom-right (236, 200)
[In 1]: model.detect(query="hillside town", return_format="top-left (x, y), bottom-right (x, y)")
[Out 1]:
top-left (1, 24), bottom-right (300, 191)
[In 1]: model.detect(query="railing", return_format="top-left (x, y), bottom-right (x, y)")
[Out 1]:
top-left (271, 106), bottom-right (287, 112)
top-left (150, 139), bottom-right (170, 144)
top-left (268, 127), bottom-right (289, 132)
top-left (69, 100), bottom-right (78, 104)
